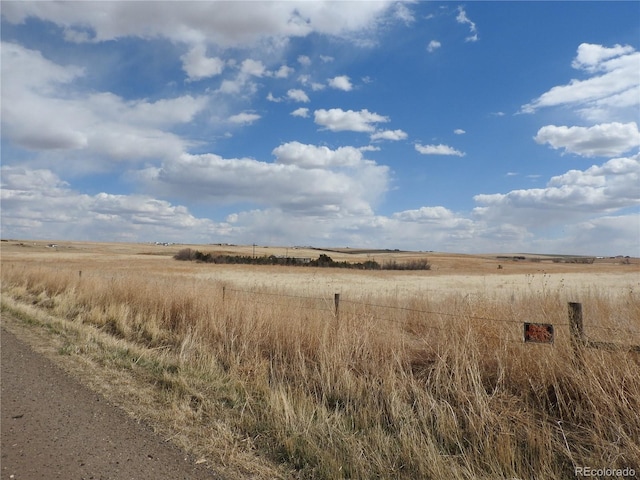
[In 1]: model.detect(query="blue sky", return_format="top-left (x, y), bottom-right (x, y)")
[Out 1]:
top-left (2, 1), bottom-right (639, 255)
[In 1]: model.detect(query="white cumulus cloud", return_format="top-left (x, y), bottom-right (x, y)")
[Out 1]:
top-left (392, 206), bottom-right (456, 222)
top-left (139, 151), bottom-right (389, 217)
top-left (180, 44), bottom-right (225, 81)
top-left (571, 43), bottom-right (636, 73)
top-left (228, 112), bottom-right (261, 125)
top-left (240, 59), bottom-right (266, 77)
top-left (287, 89), bottom-right (310, 103)
top-left (291, 107), bottom-right (310, 118)
top-left (521, 43), bottom-right (639, 122)
top-left (0, 166), bottom-right (219, 242)
top-left (314, 108), bottom-right (389, 132)
top-left (1, 42), bottom-right (205, 169)
top-left (415, 143), bottom-right (465, 156)
top-left (427, 40), bottom-right (441, 53)
top-left (1, 2), bottom-right (394, 48)
top-left (328, 75), bottom-right (353, 91)
top-left (272, 141), bottom-right (365, 168)
top-left (272, 65), bottom-right (294, 78)
top-left (535, 122), bottom-right (640, 157)
top-left (473, 154), bottom-right (640, 226)
top-left (370, 129), bottom-right (408, 141)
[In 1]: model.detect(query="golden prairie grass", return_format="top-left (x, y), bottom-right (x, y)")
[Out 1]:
top-left (1, 250), bottom-right (639, 479)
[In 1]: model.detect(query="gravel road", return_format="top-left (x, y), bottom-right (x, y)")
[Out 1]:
top-left (1, 324), bottom-right (220, 480)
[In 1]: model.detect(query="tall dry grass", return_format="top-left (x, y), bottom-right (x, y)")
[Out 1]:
top-left (2, 262), bottom-right (639, 479)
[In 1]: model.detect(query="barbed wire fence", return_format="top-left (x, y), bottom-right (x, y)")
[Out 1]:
top-left (222, 286), bottom-right (640, 352)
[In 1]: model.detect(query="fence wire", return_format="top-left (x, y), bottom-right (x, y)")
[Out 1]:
top-left (222, 286), bottom-right (639, 345)
top-left (222, 287), bottom-right (589, 335)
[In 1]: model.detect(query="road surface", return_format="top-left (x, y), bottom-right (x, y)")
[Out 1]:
top-left (1, 324), bottom-right (220, 480)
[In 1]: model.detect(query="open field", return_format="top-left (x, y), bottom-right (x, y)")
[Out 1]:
top-left (2, 240), bottom-right (640, 479)
top-left (2, 239), bottom-right (638, 298)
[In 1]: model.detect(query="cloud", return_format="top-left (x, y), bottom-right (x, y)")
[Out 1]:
top-left (139, 151), bottom-right (390, 217)
top-left (384, 208), bottom-right (482, 251)
top-left (228, 112), bottom-right (261, 125)
top-left (456, 7), bottom-right (478, 42)
top-left (219, 205), bottom-right (490, 253)
top-left (328, 75), bottom-right (353, 91)
top-left (359, 145), bottom-right (381, 153)
top-left (415, 143), bottom-right (465, 156)
top-left (272, 141), bottom-right (365, 168)
top-left (392, 206), bottom-right (459, 223)
top-left (314, 108), bottom-right (389, 132)
top-left (564, 214), bottom-right (640, 257)
top-left (291, 107), bottom-right (310, 118)
top-left (287, 89), bottom-right (310, 102)
top-left (535, 122), bottom-right (640, 157)
top-left (370, 129), bottom-right (408, 141)
top-left (454, 129), bottom-right (466, 135)
top-left (394, 3), bottom-right (415, 24)
top-left (571, 43), bottom-right (636, 73)
top-left (1, 165), bottom-right (70, 192)
top-left (0, 166), bottom-right (220, 242)
top-left (272, 65), bottom-right (294, 78)
top-left (1, 42), bottom-right (207, 168)
top-left (473, 154), bottom-right (640, 227)
top-left (521, 43), bottom-right (639, 122)
top-left (1, 1), bottom-right (394, 48)
top-left (464, 153), bottom-right (640, 255)
top-left (90, 93), bottom-right (208, 129)
top-left (217, 78), bottom-right (243, 95)
top-left (548, 155), bottom-right (639, 194)
top-left (219, 58), bottom-right (301, 99)
top-left (298, 55), bottom-right (312, 66)
top-left (427, 40), bottom-right (441, 53)
top-left (131, 194), bottom-right (640, 255)
top-left (1, 41), bottom-right (87, 150)
top-left (240, 58), bottom-right (266, 77)
top-left (3, 160), bottom-right (637, 256)
top-left (1, 41), bottom-right (85, 91)
top-left (181, 44), bottom-right (225, 81)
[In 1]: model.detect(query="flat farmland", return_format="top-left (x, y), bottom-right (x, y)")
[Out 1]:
top-left (2, 239), bottom-right (637, 299)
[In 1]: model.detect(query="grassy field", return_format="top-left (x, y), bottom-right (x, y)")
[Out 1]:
top-left (2, 240), bottom-right (639, 479)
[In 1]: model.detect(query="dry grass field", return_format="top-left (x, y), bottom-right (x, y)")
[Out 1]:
top-left (2, 239), bottom-right (639, 479)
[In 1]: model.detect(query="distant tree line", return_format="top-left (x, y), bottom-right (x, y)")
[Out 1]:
top-left (173, 249), bottom-right (430, 270)
top-left (551, 257), bottom-right (596, 264)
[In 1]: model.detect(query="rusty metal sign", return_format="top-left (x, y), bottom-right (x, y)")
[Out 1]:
top-left (524, 323), bottom-right (554, 344)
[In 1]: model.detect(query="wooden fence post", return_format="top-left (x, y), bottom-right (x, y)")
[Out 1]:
top-left (334, 293), bottom-right (340, 319)
top-left (568, 302), bottom-right (586, 351)
top-left (78, 270), bottom-right (82, 279)
top-left (567, 302), bottom-right (640, 354)
top-left (222, 286), bottom-right (226, 303)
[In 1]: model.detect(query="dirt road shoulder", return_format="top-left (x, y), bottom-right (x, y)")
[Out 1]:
top-left (1, 320), bottom-right (220, 480)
